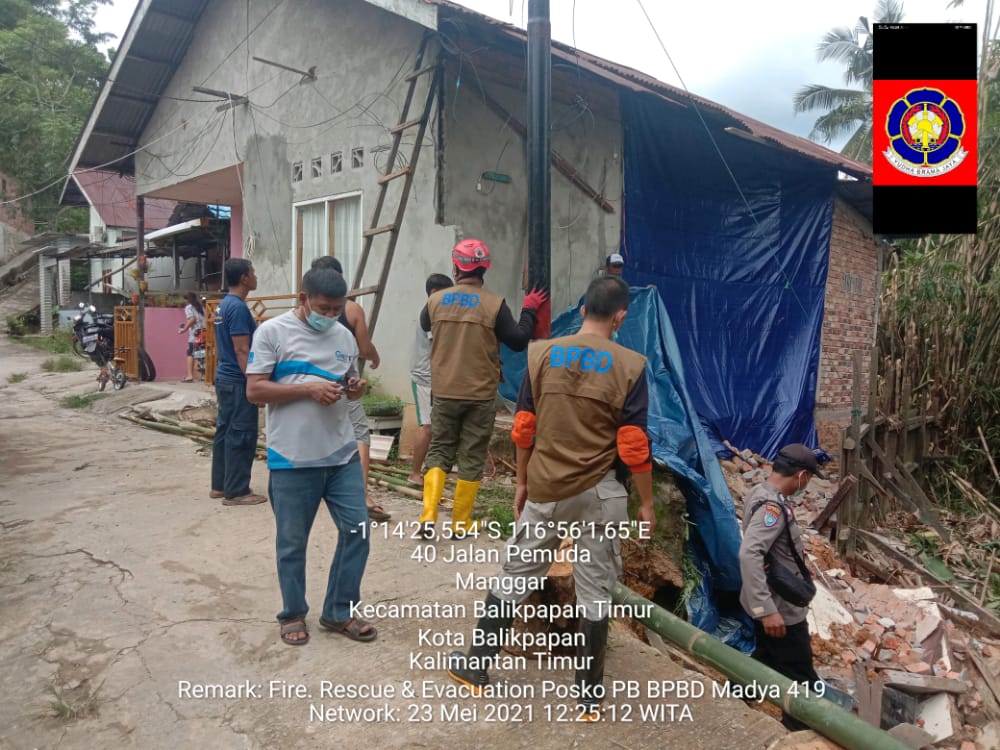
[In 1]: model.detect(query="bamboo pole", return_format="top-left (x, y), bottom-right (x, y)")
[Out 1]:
top-left (122, 414), bottom-right (266, 451)
top-left (611, 584), bottom-right (912, 750)
top-left (368, 472), bottom-right (453, 503)
top-left (978, 426), bottom-right (1000, 493)
top-left (980, 552), bottom-right (996, 606)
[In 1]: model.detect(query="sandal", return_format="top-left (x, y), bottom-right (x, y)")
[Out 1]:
top-left (319, 616), bottom-right (377, 642)
top-left (180, 378), bottom-right (194, 383)
top-left (222, 493), bottom-right (267, 506)
top-left (280, 620), bottom-right (309, 646)
top-left (367, 504), bottom-right (391, 522)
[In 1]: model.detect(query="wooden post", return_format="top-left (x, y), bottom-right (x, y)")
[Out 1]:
top-left (136, 196), bottom-right (145, 351)
top-left (863, 345), bottom-right (880, 522)
top-left (841, 350), bottom-right (864, 557)
top-left (171, 238), bottom-right (180, 290)
top-left (901, 372), bottom-right (913, 467)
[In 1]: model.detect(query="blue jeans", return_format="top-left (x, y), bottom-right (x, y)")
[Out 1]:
top-left (211, 380), bottom-right (259, 498)
top-left (269, 457), bottom-right (370, 623)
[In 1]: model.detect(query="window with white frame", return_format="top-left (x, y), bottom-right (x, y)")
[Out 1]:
top-left (294, 193), bottom-right (362, 288)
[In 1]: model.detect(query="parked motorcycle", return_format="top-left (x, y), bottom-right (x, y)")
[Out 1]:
top-left (71, 302), bottom-right (126, 391)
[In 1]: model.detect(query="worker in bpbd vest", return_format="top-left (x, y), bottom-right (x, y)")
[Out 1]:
top-left (447, 276), bottom-right (657, 721)
top-left (418, 239), bottom-right (548, 539)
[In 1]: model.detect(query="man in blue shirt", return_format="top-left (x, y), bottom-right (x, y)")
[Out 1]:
top-left (210, 258), bottom-right (265, 506)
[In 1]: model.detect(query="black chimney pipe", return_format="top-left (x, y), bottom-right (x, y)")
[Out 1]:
top-left (527, 0), bottom-right (551, 336)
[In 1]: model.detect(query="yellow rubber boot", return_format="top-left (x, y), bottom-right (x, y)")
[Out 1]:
top-left (451, 479), bottom-right (480, 538)
top-left (419, 467), bottom-right (447, 539)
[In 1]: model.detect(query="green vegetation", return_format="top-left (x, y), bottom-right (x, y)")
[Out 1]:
top-left (361, 376), bottom-right (405, 417)
top-left (797, 5), bottom-right (1000, 506)
top-left (60, 392), bottom-right (104, 409)
top-left (42, 355), bottom-right (83, 373)
top-left (5, 309), bottom-right (40, 337)
top-left (792, 0), bottom-right (904, 163)
top-left (879, 36), bottom-right (1000, 507)
top-left (6, 372), bottom-right (27, 383)
top-left (43, 681), bottom-right (100, 721)
top-left (0, 0), bottom-right (110, 229)
top-left (471, 481), bottom-right (516, 538)
top-left (18, 328), bottom-right (76, 354)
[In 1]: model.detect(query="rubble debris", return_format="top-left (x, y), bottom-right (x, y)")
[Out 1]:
top-left (718, 440), bottom-right (1000, 748)
top-left (887, 722), bottom-right (936, 749)
top-left (882, 670), bottom-right (969, 696)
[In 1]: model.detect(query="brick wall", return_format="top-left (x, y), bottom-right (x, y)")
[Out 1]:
top-left (816, 199), bottom-right (880, 457)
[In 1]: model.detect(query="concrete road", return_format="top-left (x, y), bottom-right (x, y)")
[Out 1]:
top-left (0, 336), bottom-right (803, 750)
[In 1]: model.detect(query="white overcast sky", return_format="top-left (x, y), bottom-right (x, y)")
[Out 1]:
top-left (94, 0), bottom-right (989, 147)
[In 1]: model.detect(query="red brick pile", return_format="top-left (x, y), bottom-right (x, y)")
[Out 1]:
top-left (719, 444), bottom-right (1000, 749)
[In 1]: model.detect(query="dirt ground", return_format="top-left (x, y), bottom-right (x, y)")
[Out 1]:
top-left (0, 335), bottom-right (818, 750)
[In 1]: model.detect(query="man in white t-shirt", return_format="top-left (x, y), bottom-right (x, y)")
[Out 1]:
top-left (246, 267), bottom-right (376, 647)
top-left (407, 273), bottom-right (453, 485)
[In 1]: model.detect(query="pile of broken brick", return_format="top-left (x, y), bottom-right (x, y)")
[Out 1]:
top-left (721, 443), bottom-right (1000, 750)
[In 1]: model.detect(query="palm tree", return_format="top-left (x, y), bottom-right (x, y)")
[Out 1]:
top-left (793, 0), bottom-right (905, 163)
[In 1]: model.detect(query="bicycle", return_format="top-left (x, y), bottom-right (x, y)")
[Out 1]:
top-left (97, 347), bottom-right (128, 392)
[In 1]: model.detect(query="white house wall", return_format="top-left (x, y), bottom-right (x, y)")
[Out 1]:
top-left (133, 0), bottom-right (622, 398)
top-left (439, 71), bottom-right (623, 321)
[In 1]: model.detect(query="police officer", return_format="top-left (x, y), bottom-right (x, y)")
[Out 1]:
top-left (447, 276), bottom-right (656, 721)
top-left (418, 239), bottom-right (547, 538)
top-left (739, 443), bottom-right (825, 730)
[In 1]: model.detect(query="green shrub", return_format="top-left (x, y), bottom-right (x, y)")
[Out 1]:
top-left (60, 393), bottom-right (105, 409)
top-left (5, 308), bottom-right (40, 337)
top-left (361, 375), bottom-right (404, 416)
top-left (7, 372), bottom-right (27, 384)
top-left (42, 356), bottom-right (83, 373)
top-left (19, 329), bottom-right (76, 354)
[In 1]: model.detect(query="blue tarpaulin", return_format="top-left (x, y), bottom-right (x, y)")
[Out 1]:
top-left (500, 288), bottom-right (751, 648)
top-left (620, 92), bottom-right (836, 459)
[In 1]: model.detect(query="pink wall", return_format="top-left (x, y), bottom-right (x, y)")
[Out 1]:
top-left (230, 204), bottom-right (243, 259)
top-left (144, 307), bottom-right (191, 381)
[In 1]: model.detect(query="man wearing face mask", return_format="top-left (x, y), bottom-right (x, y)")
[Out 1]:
top-left (738, 443), bottom-right (826, 730)
top-left (246, 267), bottom-right (375, 647)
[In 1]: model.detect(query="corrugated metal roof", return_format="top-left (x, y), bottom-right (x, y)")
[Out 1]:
top-left (64, 0), bottom-right (210, 182)
top-left (66, 0), bottom-right (871, 207)
top-left (429, 0), bottom-right (872, 181)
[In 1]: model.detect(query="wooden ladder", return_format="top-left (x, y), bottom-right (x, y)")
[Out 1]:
top-left (351, 35), bottom-right (441, 341)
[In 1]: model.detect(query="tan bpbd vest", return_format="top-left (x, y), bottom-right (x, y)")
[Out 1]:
top-left (427, 284), bottom-right (505, 401)
top-left (526, 332), bottom-right (647, 502)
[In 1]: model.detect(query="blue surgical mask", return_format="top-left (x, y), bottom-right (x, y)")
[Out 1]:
top-left (307, 311), bottom-right (336, 332)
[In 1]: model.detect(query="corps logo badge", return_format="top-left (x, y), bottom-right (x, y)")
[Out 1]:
top-left (763, 503), bottom-right (781, 528)
top-left (873, 78), bottom-right (977, 188)
top-left (883, 88), bottom-right (968, 177)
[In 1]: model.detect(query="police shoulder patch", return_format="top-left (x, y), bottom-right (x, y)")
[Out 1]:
top-left (762, 502), bottom-right (782, 528)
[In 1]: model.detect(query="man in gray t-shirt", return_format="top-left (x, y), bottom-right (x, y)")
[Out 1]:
top-left (246, 267), bottom-right (377, 647)
top-left (407, 273), bottom-right (452, 485)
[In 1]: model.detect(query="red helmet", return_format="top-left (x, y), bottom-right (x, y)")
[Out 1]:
top-left (452, 238), bottom-right (491, 272)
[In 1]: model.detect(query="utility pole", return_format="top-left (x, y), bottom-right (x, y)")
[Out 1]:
top-left (527, 0), bottom-right (552, 338)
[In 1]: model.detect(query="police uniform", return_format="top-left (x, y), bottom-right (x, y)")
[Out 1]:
top-left (418, 283), bottom-right (536, 535)
top-left (738, 482), bottom-right (820, 728)
top-left (448, 331), bottom-right (652, 715)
